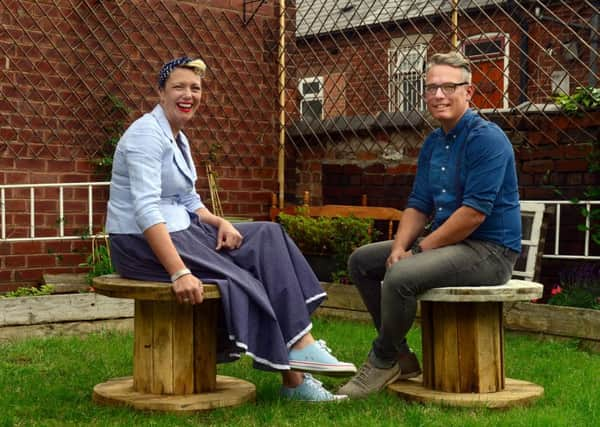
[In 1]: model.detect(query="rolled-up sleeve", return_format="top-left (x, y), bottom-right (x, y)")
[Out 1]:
top-left (462, 126), bottom-right (511, 216)
top-left (179, 190), bottom-right (204, 212)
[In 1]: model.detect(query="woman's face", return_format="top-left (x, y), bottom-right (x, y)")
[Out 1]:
top-left (159, 67), bottom-right (202, 135)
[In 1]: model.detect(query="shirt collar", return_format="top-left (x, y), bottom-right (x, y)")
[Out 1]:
top-left (442, 108), bottom-right (477, 139)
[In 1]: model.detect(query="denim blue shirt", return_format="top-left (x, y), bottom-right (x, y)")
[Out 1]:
top-left (407, 109), bottom-right (521, 252)
top-left (106, 105), bottom-right (205, 234)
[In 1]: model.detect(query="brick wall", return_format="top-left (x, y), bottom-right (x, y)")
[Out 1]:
top-left (0, 0), bottom-right (282, 290)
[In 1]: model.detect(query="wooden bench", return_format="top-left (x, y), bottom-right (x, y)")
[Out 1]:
top-left (270, 192), bottom-right (403, 240)
top-left (388, 202), bottom-right (547, 408)
top-left (91, 274), bottom-right (255, 413)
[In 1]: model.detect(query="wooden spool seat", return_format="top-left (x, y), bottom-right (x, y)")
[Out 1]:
top-left (91, 274), bottom-right (255, 412)
top-left (388, 279), bottom-right (545, 408)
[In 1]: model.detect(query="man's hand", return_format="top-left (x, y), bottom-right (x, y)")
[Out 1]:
top-left (216, 220), bottom-right (243, 250)
top-left (386, 247), bottom-right (413, 269)
top-left (172, 274), bottom-right (204, 305)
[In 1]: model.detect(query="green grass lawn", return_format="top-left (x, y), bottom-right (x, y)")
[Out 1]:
top-left (1, 316), bottom-right (599, 427)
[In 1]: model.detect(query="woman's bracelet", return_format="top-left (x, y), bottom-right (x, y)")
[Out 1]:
top-left (170, 268), bottom-right (192, 283)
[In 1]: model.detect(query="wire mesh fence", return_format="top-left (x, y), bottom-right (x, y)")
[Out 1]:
top-left (0, 0), bottom-right (279, 174)
top-left (0, 0), bottom-right (598, 199)
top-left (0, 0), bottom-right (598, 287)
top-left (287, 0), bottom-right (599, 151)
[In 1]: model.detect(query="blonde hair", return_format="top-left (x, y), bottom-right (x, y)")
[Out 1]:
top-left (428, 52), bottom-right (472, 83)
top-left (182, 58), bottom-right (207, 77)
top-left (158, 57), bottom-right (207, 88)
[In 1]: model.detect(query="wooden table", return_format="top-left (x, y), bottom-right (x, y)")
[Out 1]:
top-left (388, 279), bottom-right (545, 408)
top-left (91, 274), bottom-right (255, 412)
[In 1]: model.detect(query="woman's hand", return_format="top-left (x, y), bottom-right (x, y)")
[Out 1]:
top-left (172, 274), bottom-right (204, 305)
top-left (216, 219), bottom-right (243, 250)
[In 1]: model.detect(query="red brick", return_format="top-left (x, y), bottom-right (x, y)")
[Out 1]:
top-left (522, 160), bottom-right (554, 173)
top-left (555, 160), bottom-right (589, 172)
top-left (12, 241), bottom-right (44, 255)
top-left (27, 254), bottom-right (57, 268)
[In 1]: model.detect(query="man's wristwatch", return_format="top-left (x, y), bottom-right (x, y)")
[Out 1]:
top-left (410, 243), bottom-right (423, 255)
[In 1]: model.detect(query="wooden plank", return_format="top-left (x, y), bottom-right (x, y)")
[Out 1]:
top-left (315, 307), bottom-right (372, 322)
top-left (320, 283), bottom-right (367, 311)
top-left (172, 304), bottom-right (194, 394)
top-left (472, 302), bottom-right (503, 392)
top-left (456, 303), bottom-right (478, 392)
top-left (194, 300), bottom-right (218, 392)
top-left (43, 273), bottom-right (90, 294)
top-left (418, 280), bottom-right (543, 302)
top-left (0, 293), bottom-right (133, 327)
top-left (152, 301), bottom-right (174, 394)
top-left (504, 302), bottom-right (600, 340)
top-left (389, 377), bottom-right (544, 408)
top-left (133, 300), bottom-right (153, 394)
top-left (93, 274), bottom-right (220, 301)
top-left (420, 301), bottom-right (435, 389)
top-left (308, 205), bottom-right (402, 221)
top-left (93, 375), bottom-right (256, 412)
top-left (433, 302), bottom-right (461, 392)
top-left (0, 318), bottom-right (133, 342)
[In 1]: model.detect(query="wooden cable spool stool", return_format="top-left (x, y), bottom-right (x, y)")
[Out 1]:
top-left (388, 279), bottom-right (545, 408)
top-left (91, 274), bottom-right (255, 412)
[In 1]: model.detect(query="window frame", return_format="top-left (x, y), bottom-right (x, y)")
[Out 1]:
top-left (460, 33), bottom-right (510, 110)
top-left (298, 76), bottom-right (324, 121)
top-left (388, 44), bottom-right (427, 113)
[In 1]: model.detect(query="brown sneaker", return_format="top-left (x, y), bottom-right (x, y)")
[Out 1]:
top-left (337, 360), bottom-right (401, 398)
top-left (397, 351), bottom-right (421, 379)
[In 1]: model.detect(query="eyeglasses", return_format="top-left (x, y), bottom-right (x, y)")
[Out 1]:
top-left (424, 82), bottom-right (469, 97)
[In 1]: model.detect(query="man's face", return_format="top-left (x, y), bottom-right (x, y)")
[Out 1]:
top-left (425, 64), bottom-right (473, 132)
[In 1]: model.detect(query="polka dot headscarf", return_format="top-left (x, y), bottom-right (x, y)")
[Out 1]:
top-left (158, 56), bottom-right (207, 89)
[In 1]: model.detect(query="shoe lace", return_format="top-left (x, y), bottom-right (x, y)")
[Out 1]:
top-left (352, 362), bottom-right (374, 388)
top-left (315, 339), bottom-right (332, 354)
top-left (303, 373), bottom-right (334, 399)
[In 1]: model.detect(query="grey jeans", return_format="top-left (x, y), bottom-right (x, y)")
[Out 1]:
top-left (347, 239), bottom-right (518, 367)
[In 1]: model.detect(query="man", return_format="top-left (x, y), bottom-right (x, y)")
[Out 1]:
top-left (338, 51), bottom-right (521, 398)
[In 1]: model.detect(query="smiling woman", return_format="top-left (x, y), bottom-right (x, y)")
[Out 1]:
top-left (102, 56), bottom-right (357, 403)
top-left (158, 57), bottom-right (205, 135)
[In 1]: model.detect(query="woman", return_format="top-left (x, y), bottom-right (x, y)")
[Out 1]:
top-left (105, 56), bottom-right (355, 402)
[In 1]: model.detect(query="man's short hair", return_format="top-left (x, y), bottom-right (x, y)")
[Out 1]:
top-left (428, 52), bottom-right (472, 83)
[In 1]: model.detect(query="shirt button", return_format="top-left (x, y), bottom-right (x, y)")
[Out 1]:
top-left (445, 145), bottom-right (449, 149)
top-left (442, 189), bottom-right (446, 193)
top-left (441, 166), bottom-right (446, 171)
top-left (438, 207), bottom-right (443, 211)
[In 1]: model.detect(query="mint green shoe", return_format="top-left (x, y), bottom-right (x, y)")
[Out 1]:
top-left (289, 339), bottom-right (357, 376)
top-left (280, 373), bottom-right (347, 402)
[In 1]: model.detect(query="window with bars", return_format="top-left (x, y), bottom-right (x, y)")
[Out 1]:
top-left (299, 76), bottom-right (324, 121)
top-left (388, 44), bottom-right (427, 112)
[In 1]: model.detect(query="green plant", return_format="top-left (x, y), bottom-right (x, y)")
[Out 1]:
top-left (95, 94), bottom-right (130, 178)
top-left (554, 86), bottom-right (600, 114)
top-left (547, 263), bottom-right (600, 310)
top-left (278, 210), bottom-right (378, 282)
top-left (80, 234), bottom-right (114, 285)
top-left (1, 284), bottom-right (54, 298)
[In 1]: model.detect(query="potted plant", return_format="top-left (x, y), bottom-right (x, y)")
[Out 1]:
top-left (277, 210), bottom-right (377, 282)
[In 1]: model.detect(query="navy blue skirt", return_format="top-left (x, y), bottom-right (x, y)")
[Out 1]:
top-left (109, 219), bottom-right (326, 371)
